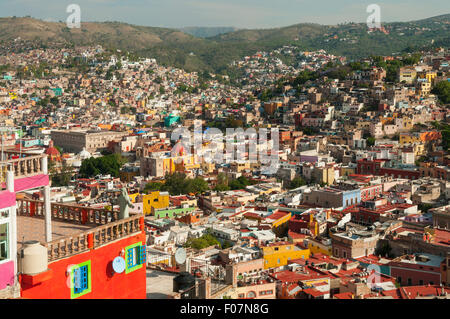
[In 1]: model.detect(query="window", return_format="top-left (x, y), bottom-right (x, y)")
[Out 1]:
top-left (419, 280), bottom-right (424, 285)
top-left (397, 277), bottom-right (402, 284)
top-left (277, 259), bottom-right (280, 264)
top-left (0, 222), bottom-right (9, 261)
top-left (71, 260), bottom-right (91, 299)
top-left (407, 278), bottom-right (412, 286)
top-left (429, 281), bottom-right (434, 285)
top-left (343, 251), bottom-right (347, 259)
top-left (238, 293), bottom-right (245, 298)
top-left (125, 242), bottom-right (146, 274)
top-left (247, 291), bottom-right (256, 298)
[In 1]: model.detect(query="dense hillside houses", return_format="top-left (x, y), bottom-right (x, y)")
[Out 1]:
top-left (0, 36), bottom-right (449, 300)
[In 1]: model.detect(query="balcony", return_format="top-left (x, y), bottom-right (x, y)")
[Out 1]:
top-left (17, 198), bottom-right (144, 262)
top-left (0, 151), bottom-right (48, 191)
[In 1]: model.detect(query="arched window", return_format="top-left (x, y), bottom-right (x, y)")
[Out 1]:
top-left (247, 291), bottom-right (256, 299)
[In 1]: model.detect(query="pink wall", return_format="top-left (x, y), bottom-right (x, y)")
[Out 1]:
top-left (0, 191), bottom-right (15, 209)
top-left (235, 259), bottom-right (265, 274)
top-left (0, 261), bottom-right (15, 290)
top-left (14, 174), bottom-right (49, 192)
top-left (0, 174), bottom-right (49, 193)
top-left (236, 282), bottom-right (276, 299)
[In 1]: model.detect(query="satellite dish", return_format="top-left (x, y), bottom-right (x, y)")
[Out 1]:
top-left (112, 256), bottom-right (126, 274)
top-left (174, 248), bottom-right (186, 265)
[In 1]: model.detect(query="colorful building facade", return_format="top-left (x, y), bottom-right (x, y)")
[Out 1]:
top-left (262, 242), bottom-right (310, 269)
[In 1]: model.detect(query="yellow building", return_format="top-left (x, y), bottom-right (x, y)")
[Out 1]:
top-left (119, 170), bottom-right (139, 183)
top-left (416, 80), bottom-right (431, 98)
top-left (261, 211), bottom-right (292, 237)
top-left (399, 66), bottom-right (417, 84)
top-left (200, 161), bottom-right (215, 174)
top-left (142, 191), bottom-right (170, 215)
top-left (262, 241), bottom-right (310, 269)
top-left (173, 154), bottom-right (200, 172)
top-left (231, 162), bottom-right (250, 173)
top-left (399, 132), bottom-right (421, 145)
top-left (356, 121), bottom-right (372, 131)
top-left (340, 166), bottom-right (356, 177)
top-left (313, 166), bottom-right (335, 186)
top-left (306, 238), bottom-right (333, 256)
top-left (412, 143), bottom-right (426, 157)
top-left (398, 116), bottom-right (413, 132)
top-left (128, 193), bottom-right (140, 203)
top-left (417, 70), bottom-right (437, 84)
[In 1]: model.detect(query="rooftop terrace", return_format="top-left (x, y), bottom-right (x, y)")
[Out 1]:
top-left (0, 150), bottom-right (47, 191)
top-left (16, 197), bottom-right (144, 262)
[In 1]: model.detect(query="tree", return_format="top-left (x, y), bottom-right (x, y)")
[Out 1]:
top-left (144, 182), bottom-right (163, 193)
top-left (367, 137), bottom-right (376, 147)
top-left (431, 121), bottom-right (450, 151)
top-left (214, 173), bottom-right (230, 191)
top-left (51, 162), bottom-right (72, 187)
top-left (288, 177), bottom-right (306, 189)
top-left (229, 175), bottom-right (254, 190)
top-left (159, 173), bottom-right (210, 195)
top-left (222, 240), bottom-right (233, 249)
top-left (419, 203), bottom-right (434, 213)
top-left (50, 96), bottom-right (59, 105)
top-left (375, 241), bottom-right (393, 258)
top-left (431, 81), bottom-right (450, 104)
top-left (79, 154), bottom-right (127, 178)
top-left (186, 177), bottom-right (209, 194)
top-left (184, 233), bottom-right (221, 250)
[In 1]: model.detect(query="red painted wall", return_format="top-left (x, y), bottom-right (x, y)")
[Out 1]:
top-left (20, 232), bottom-right (147, 299)
top-left (379, 168), bottom-right (420, 180)
top-left (389, 262), bottom-right (441, 286)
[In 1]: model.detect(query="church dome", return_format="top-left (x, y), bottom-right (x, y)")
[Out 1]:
top-left (45, 140), bottom-right (61, 161)
top-left (79, 148), bottom-right (91, 160)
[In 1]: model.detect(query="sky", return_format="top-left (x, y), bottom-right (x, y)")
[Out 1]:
top-left (0, 0), bottom-right (449, 29)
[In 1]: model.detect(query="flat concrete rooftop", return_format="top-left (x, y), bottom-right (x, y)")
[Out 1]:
top-left (17, 215), bottom-right (94, 248)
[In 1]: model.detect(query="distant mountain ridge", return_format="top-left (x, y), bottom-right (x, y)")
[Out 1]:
top-left (179, 26), bottom-right (239, 38)
top-left (0, 14), bottom-right (449, 72)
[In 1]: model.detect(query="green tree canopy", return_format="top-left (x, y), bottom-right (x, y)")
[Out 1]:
top-left (184, 233), bottom-right (221, 250)
top-left (432, 81), bottom-right (450, 105)
top-left (159, 173), bottom-right (209, 195)
top-left (79, 154), bottom-right (127, 178)
top-left (288, 177), bottom-right (306, 189)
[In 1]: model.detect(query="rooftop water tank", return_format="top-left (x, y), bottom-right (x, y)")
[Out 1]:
top-left (173, 272), bottom-right (196, 298)
top-left (20, 240), bottom-right (48, 275)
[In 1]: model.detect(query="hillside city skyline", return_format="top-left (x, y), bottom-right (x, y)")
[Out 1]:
top-left (0, 0), bottom-right (449, 29)
top-left (0, 0), bottom-right (449, 306)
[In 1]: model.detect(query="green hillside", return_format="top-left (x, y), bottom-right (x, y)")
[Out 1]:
top-left (0, 14), bottom-right (449, 73)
